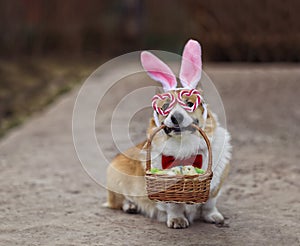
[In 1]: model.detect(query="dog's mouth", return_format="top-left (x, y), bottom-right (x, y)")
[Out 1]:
top-left (163, 119), bottom-right (199, 135)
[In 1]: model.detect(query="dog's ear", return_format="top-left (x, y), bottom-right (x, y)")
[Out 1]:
top-left (179, 39), bottom-right (202, 89)
top-left (141, 51), bottom-right (177, 92)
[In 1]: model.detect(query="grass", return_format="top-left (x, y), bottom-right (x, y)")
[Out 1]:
top-left (0, 56), bottom-right (99, 138)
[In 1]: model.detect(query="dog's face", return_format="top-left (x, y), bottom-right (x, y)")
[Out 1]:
top-left (152, 89), bottom-right (207, 137)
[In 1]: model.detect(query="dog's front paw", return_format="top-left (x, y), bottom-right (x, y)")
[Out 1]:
top-left (167, 217), bottom-right (189, 229)
top-left (202, 210), bottom-right (224, 224)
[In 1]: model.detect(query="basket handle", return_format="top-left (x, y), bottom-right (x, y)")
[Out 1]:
top-left (145, 124), bottom-right (213, 175)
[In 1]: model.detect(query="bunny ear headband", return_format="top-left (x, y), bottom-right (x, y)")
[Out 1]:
top-left (141, 39), bottom-right (207, 127)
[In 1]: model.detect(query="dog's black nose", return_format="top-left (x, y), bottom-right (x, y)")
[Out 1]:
top-left (171, 113), bottom-right (183, 125)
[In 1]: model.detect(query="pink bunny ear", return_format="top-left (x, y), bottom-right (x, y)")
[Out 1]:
top-left (141, 51), bottom-right (177, 91)
top-left (179, 39), bottom-right (202, 89)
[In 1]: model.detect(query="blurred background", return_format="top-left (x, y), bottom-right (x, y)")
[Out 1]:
top-left (0, 0), bottom-right (299, 137)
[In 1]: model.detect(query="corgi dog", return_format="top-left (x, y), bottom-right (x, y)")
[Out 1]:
top-left (103, 39), bottom-right (232, 229)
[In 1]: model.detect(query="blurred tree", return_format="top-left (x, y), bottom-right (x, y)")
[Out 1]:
top-left (186, 0), bottom-right (300, 61)
top-left (0, 0), bottom-right (299, 61)
top-left (116, 0), bottom-right (144, 54)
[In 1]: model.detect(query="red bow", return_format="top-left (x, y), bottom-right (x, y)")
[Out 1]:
top-left (161, 154), bottom-right (203, 169)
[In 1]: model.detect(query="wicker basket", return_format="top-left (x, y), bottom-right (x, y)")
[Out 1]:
top-left (145, 124), bottom-right (213, 204)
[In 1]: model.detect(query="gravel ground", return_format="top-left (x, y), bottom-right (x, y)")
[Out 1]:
top-left (0, 64), bottom-right (299, 245)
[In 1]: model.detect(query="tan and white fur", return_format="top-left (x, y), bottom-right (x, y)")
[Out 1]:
top-left (103, 39), bottom-right (232, 229)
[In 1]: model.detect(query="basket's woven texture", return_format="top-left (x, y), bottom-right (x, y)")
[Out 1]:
top-left (145, 124), bottom-right (213, 204)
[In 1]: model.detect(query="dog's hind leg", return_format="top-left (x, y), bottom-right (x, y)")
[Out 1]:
top-left (102, 190), bottom-right (124, 210)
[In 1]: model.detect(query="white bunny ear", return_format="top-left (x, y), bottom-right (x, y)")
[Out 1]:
top-left (179, 39), bottom-right (202, 89)
top-left (141, 51), bottom-right (177, 91)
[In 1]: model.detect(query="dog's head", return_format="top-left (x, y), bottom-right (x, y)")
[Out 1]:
top-left (151, 89), bottom-right (207, 137)
top-left (141, 39), bottom-right (215, 138)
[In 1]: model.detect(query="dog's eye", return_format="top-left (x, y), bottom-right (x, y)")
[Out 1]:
top-left (161, 103), bottom-right (170, 111)
top-left (187, 101), bottom-right (194, 107)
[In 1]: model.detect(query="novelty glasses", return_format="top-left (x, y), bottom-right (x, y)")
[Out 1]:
top-left (152, 89), bottom-right (202, 116)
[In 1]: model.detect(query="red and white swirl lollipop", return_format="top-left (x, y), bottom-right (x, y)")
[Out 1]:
top-left (177, 89), bottom-right (202, 112)
top-left (152, 93), bottom-right (176, 116)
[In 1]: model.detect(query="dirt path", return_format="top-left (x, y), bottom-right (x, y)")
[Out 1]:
top-left (0, 64), bottom-right (299, 245)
